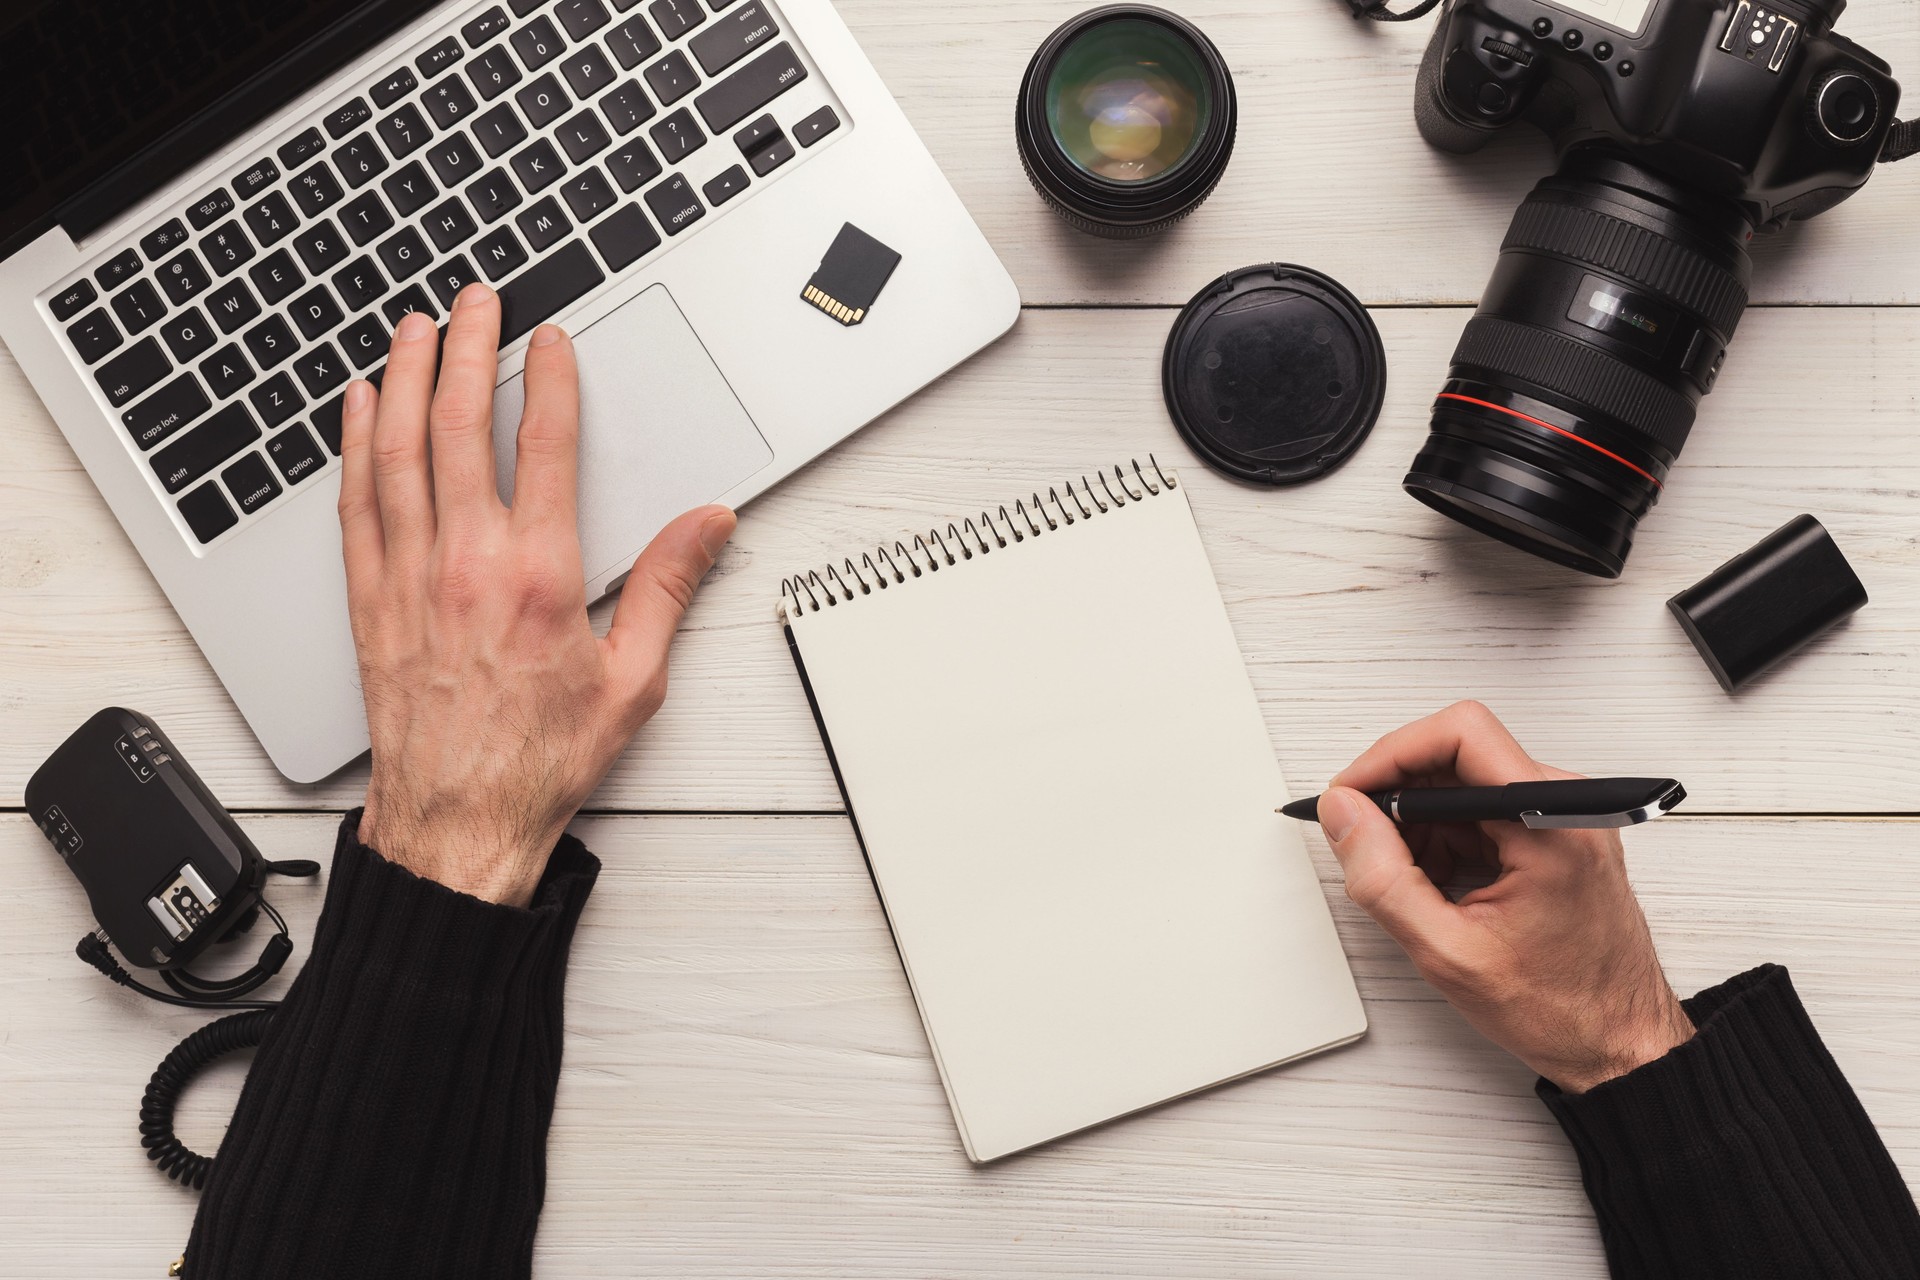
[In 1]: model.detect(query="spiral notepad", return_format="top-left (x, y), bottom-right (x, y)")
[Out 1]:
top-left (778, 461), bottom-right (1365, 1162)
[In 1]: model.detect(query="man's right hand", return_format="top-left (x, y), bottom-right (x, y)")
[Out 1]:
top-left (1318, 701), bottom-right (1695, 1094)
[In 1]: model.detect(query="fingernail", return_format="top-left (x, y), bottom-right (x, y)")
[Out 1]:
top-left (345, 380), bottom-right (372, 412)
top-left (396, 311), bottom-right (432, 340)
top-left (1320, 790), bottom-right (1361, 844)
top-left (698, 509), bottom-right (737, 558)
top-left (530, 323), bottom-right (564, 347)
top-left (455, 282), bottom-right (496, 310)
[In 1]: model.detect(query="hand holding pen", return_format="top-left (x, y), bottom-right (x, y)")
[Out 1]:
top-left (1304, 701), bottom-right (1694, 1095)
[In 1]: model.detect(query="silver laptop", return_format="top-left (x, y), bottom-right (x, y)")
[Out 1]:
top-left (0, 0), bottom-right (1019, 782)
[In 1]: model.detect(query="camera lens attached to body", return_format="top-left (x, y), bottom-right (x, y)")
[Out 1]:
top-left (1404, 149), bottom-right (1754, 577)
top-left (1016, 5), bottom-right (1237, 237)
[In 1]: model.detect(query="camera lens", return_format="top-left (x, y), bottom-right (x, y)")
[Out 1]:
top-left (1403, 149), bottom-right (1754, 577)
top-left (1016, 5), bottom-right (1236, 238)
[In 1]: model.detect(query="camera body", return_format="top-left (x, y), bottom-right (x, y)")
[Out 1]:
top-left (1418, 0), bottom-right (1900, 230)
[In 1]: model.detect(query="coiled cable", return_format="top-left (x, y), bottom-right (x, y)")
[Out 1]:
top-left (138, 1008), bottom-right (276, 1189)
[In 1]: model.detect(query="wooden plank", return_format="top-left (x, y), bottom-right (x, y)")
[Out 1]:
top-left (5, 306), bottom-right (1916, 811)
top-left (2, 812), bottom-right (1915, 1277)
top-left (833, 0), bottom-right (1920, 306)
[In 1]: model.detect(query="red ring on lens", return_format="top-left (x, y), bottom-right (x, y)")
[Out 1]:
top-left (1434, 392), bottom-right (1663, 489)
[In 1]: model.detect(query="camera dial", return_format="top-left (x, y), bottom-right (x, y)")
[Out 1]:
top-left (1812, 71), bottom-right (1882, 146)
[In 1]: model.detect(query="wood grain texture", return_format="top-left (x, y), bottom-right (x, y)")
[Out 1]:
top-left (2, 812), bottom-right (1916, 1278)
top-left (6, 307), bottom-right (1918, 810)
top-left (831, 0), bottom-right (1920, 307)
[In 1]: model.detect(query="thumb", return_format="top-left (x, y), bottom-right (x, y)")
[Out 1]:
top-left (607, 504), bottom-right (736, 692)
top-left (1319, 787), bottom-right (1467, 957)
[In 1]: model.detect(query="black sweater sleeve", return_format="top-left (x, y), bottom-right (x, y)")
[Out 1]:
top-left (1540, 964), bottom-right (1920, 1280)
top-left (183, 810), bottom-right (599, 1280)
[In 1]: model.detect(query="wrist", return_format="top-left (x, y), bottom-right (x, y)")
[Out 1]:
top-left (356, 805), bottom-right (553, 908)
top-left (1548, 993), bottom-right (1697, 1094)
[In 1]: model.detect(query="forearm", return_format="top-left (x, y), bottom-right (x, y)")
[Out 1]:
top-left (1541, 965), bottom-right (1920, 1280)
top-left (184, 810), bottom-right (598, 1280)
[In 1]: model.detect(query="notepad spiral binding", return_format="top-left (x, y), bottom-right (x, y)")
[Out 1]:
top-left (779, 458), bottom-right (1177, 617)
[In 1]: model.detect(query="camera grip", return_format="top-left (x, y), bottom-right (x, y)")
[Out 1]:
top-left (1414, 23), bottom-right (1495, 154)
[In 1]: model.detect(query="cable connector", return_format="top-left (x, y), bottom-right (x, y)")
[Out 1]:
top-left (77, 929), bottom-right (126, 982)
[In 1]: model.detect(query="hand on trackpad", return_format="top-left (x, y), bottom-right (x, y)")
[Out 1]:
top-left (493, 284), bottom-right (772, 586)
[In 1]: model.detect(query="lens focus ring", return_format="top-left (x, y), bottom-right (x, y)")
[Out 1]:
top-left (1453, 315), bottom-right (1697, 457)
top-left (1503, 199), bottom-right (1750, 339)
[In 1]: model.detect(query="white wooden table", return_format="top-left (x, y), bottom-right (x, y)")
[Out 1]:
top-left (5, 3), bottom-right (1920, 1275)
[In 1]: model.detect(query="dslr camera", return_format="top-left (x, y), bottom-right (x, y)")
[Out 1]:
top-left (1402, 0), bottom-right (1907, 577)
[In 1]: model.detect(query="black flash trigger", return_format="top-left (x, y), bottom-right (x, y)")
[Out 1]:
top-left (801, 223), bottom-right (901, 325)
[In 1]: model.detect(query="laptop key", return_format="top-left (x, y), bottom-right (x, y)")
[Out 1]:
top-left (563, 168), bottom-right (617, 221)
top-left (248, 372), bottom-right (306, 429)
top-left (156, 250), bottom-right (212, 306)
top-left (177, 483), bottom-right (239, 544)
top-left (233, 159), bottom-right (281, 201)
top-left (557, 0), bottom-right (613, 40)
top-left (467, 168), bottom-right (525, 222)
top-left (249, 250), bottom-right (305, 305)
top-left (244, 314), bottom-right (299, 369)
top-left (378, 104), bottom-right (433, 159)
top-left (602, 81), bottom-right (658, 134)
top-left (561, 46), bottom-right (616, 99)
top-left (51, 279), bottom-right (98, 322)
top-left (200, 344), bottom-right (257, 398)
top-left (340, 314), bottom-right (389, 369)
top-left (67, 308), bottom-right (124, 363)
top-left (650, 108), bottom-right (704, 163)
top-left (510, 139), bottom-right (566, 194)
top-left (290, 163), bottom-right (346, 218)
top-left (607, 15), bottom-right (663, 68)
top-left (423, 78), bottom-right (479, 130)
top-left (111, 280), bottom-right (168, 335)
top-left (382, 284), bottom-right (439, 325)
top-left (511, 18), bottom-right (567, 72)
top-left (326, 97), bottom-right (374, 140)
top-left (648, 0), bottom-right (705, 40)
top-left (152, 402), bottom-right (258, 494)
top-left (701, 164), bottom-right (748, 206)
top-left (312, 393), bottom-right (347, 453)
top-left (289, 285), bottom-right (345, 341)
top-left (428, 255), bottom-right (480, 308)
top-left (243, 192), bottom-right (300, 246)
top-left (371, 66), bottom-right (418, 109)
top-left (122, 373), bottom-right (211, 451)
top-left (207, 279), bottom-right (262, 333)
top-left (141, 220), bottom-right (192, 262)
top-left (694, 42), bottom-right (805, 133)
top-left (557, 110), bottom-right (613, 163)
top-left (748, 133), bottom-right (793, 176)
top-left (333, 133), bottom-right (390, 188)
top-left (469, 45), bottom-right (524, 101)
top-left (222, 452), bottom-right (284, 515)
top-left (278, 128), bottom-right (328, 168)
top-left (474, 104), bottom-right (529, 158)
top-left (424, 197), bottom-right (479, 251)
top-left (267, 423), bottom-right (327, 484)
top-left (509, 0), bottom-right (548, 13)
top-left (294, 220), bottom-right (350, 274)
top-left (383, 162), bottom-right (439, 217)
top-left (689, 0), bottom-right (773, 75)
top-left (294, 342), bottom-right (350, 398)
top-left (606, 139), bottom-right (663, 191)
top-left (496, 240), bottom-right (605, 345)
top-left (516, 197), bottom-right (573, 251)
top-left (516, 74), bottom-right (573, 129)
top-left (160, 308), bottom-right (215, 362)
top-left (333, 257), bottom-right (389, 312)
top-left (473, 226), bottom-right (529, 281)
top-left (733, 113), bottom-right (777, 154)
top-left (644, 51), bottom-right (699, 106)
top-left (200, 221), bottom-right (257, 276)
top-left (427, 133), bottom-right (483, 186)
top-left (463, 6), bottom-right (512, 47)
top-left (418, 36), bottom-right (464, 80)
top-left (642, 173), bottom-right (703, 235)
top-left (588, 202), bottom-right (661, 272)
top-left (187, 188), bottom-right (235, 230)
top-left (341, 192), bottom-right (396, 246)
top-left (95, 337), bottom-right (171, 407)
top-left (377, 226), bottom-right (432, 281)
top-left (95, 249), bottom-right (143, 292)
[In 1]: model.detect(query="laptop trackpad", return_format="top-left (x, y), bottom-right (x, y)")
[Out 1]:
top-left (492, 284), bottom-right (772, 585)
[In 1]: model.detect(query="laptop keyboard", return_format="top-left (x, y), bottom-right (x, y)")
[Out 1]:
top-left (46, 0), bottom-right (840, 547)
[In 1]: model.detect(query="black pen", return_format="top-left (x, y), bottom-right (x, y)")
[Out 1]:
top-left (1279, 778), bottom-right (1687, 829)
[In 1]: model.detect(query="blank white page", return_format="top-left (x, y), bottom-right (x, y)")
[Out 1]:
top-left (781, 470), bottom-right (1365, 1162)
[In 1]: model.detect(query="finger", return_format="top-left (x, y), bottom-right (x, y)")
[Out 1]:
top-left (510, 324), bottom-right (580, 539)
top-left (336, 379), bottom-right (384, 579)
top-left (1319, 787), bottom-right (1473, 958)
top-left (1332, 700), bottom-right (1548, 793)
top-left (428, 282), bottom-right (505, 532)
top-left (606, 505), bottom-right (736, 708)
top-left (370, 310), bottom-right (441, 561)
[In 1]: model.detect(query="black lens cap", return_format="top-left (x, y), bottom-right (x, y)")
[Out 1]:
top-left (1162, 264), bottom-right (1386, 485)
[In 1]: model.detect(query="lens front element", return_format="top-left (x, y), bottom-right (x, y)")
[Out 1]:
top-left (1047, 19), bottom-right (1211, 183)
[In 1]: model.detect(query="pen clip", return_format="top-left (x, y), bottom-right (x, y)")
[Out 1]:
top-left (1519, 781), bottom-right (1688, 829)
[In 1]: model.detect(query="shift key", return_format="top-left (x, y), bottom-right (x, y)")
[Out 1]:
top-left (693, 42), bottom-right (806, 134)
top-left (151, 402), bottom-right (261, 494)
top-left (496, 240), bottom-right (606, 346)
